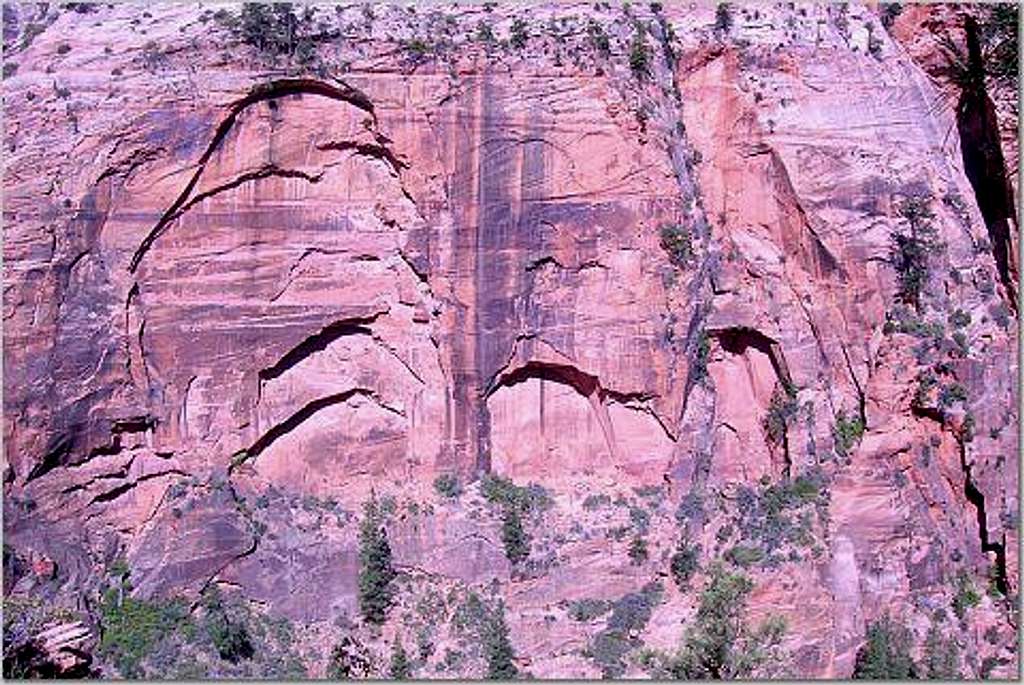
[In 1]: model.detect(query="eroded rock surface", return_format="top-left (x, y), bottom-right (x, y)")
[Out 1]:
top-left (2, 1), bottom-right (1018, 679)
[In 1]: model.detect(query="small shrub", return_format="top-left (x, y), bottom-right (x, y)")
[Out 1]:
top-left (433, 473), bottom-right (462, 499)
top-left (660, 223), bottom-right (692, 266)
top-left (587, 19), bottom-right (611, 57)
top-left (951, 570), bottom-right (980, 620)
top-left (763, 383), bottom-right (799, 448)
top-left (583, 493), bottom-right (611, 510)
top-left (938, 382), bottom-right (968, 407)
top-left (629, 24), bottom-right (650, 79)
top-left (922, 622), bottom-right (960, 679)
top-left (389, 637), bottom-right (412, 679)
top-left (628, 535), bottom-right (649, 565)
top-left (833, 411), bottom-right (865, 458)
top-left (510, 18), bottom-right (528, 49)
top-left (568, 599), bottom-right (611, 622)
top-left (327, 635), bottom-right (373, 679)
top-left (852, 614), bottom-right (917, 679)
top-left (880, 3), bottom-right (903, 29)
top-left (201, 587), bottom-right (254, 663)
top-left (715, 3), bottom-right (733, 33)
top-left (500, 507), bottom-right (530, 564)
top-left (726, 545), bottom-right (765, 568)
top-left (691, 330), bottom-right (710, 383)
top-left (948, 309), bottom-right (971, 328)
top-left (476, 20), bottom-right (496, 44)
top-left (670, 539), bottom-right (700, 590)
top-left (56, 42), bottom-right (71, 55)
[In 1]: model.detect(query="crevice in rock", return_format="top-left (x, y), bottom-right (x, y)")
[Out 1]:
top-left (128, 78), bottom-right (382, 273)
top-left (25, 435), bottom-right (74, 484)
top-left (314, 139), bottom-right (408, 176)
top-left (236, 388), bottom-right (402, 470)
top-left (257, 310), bottom-right (387, 385)
top-left (958, 441), bottom-right (1009, 595)
top-left (87, 469), bottom-right (186, 505)
top-left (956, 16), bottom-right (1018, 311)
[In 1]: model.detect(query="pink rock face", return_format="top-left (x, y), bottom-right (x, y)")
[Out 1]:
top-left (1, 1), bottom-right (1018, 680)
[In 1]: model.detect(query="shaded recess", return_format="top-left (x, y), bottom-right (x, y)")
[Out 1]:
top-left (710, 326), bottom-right (793, 388)
top-left (956, 17), bottom-right (1018, 310)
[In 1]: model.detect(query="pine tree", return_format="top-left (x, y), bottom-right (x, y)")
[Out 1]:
top-left (500, 508), bottom-right (529, 564)
top-left (483, 602), bottom-right (518, 680)
top-left (357, 495), bottom-right (396, 625)
top-left (922, 622), bottom-right (959, 679)
top-left (389, 637), bottom-right (412, 679)
top-left (852, 614), bottom-right (917, 679)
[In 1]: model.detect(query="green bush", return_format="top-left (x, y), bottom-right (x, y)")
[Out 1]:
top-left (433, 473), bottom-right (462, 499)
top-left (587, 19), bottom-right (611, 57)
top-left (852, 614), bottom-right (917, 679)
top-left (568, 599), bottom-right (612, 622)
top-left (482, 602), bottom-right (518, 680)
top-left (628, 535), bottom-right (649, 565)
top-left (357, 495), bottom-right (397, 625)
top-left (586, 582), bottom-right (663, 678)
top-left (715, 3), bottom-right (733, 33)
top-left (481, 474), bottom-right (551, 514)
top-left (202, 587), bottom-right (254, 663)
top-left (655, 564), bottom-right (785, 679)
top-left (726, 545), bottom-right (764, 568)
top-left (763, 383), bottom-right (799, 448)
top-left (510, 18), bottom-right (528, 48)
top-left (833, 411), bottom-right (865, 458)
top-left (327, 635), bottom-right (373, 679)
top-left (389, 637), bottom-right (412, 679)
top-left (952, 570), bottom-right (980, 620)
top-left (98, 589), bottom-right (190, 677)
top-left (670, 539), bottom-right (700, 590)
top-left (659, 223), bottom-right (692, 266)
top-left (922, 622), bottom-right (960, 679)
top-left (501, 507), bottom-right (530, 564)
top-left (224, 3), bottom-right (319, 64)
top-left (629, 24), bottom-right (651, 79)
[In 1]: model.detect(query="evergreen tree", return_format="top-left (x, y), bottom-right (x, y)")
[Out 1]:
top-left (852, 614), bottom-right (917, 679)
top-left (500, 508), bottom-right (529, 565)
top-left (483, 602), bottom-right (518, 680)
top-left (357, 495), bottom-right (396, 625)
top-left (922, 622), bottom-right (959, 680)
top-left (389, 637), bottom-right (412, 680)
top-left (663, 563), bottom-right (786, 679)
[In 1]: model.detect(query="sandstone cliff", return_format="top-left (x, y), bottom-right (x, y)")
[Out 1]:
top-left (2, 1), bottom-right (1019, 679)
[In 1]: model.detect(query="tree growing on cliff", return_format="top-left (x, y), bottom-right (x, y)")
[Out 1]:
top-left (922, 620), bottom-right (960, 679)
top-left (388, 637), bottom-right (412, 679)
top-left (852, 614), bottom-right (917, 679)
top-left (500, 507), bottom-right (530, 565)
top-left (482, 602), bottom-right (518, 680)
top-left (629, 23), bottom-right (651, 79)
top-left (889, 194), bottom-right (943, 311)
top-left (357, 494), bottom-right (397, 625)
top-left (643, 564), bottom-right (786, 679)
